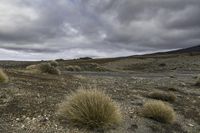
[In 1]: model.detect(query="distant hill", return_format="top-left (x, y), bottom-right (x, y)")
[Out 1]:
top-left (168, 45), bottom-right (200, 53)
top-left (152, 45), bottom-right (200, 55)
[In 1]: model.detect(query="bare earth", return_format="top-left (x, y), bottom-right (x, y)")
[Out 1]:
top-left (0, 53), bottom-right (200, 133)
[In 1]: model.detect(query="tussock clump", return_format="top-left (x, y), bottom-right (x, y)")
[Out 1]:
top-left (0, 69), bottom-right (9, 83)
top-left (39, 63), bottom-right (52, 72)
top-left (57, 89), bottom-right (122, 130)
top-left (50, 60), bottom-right (59, 67)
top-left (148, 91), bottom-right (176, 102)
top-left (65, 65), bottom-right (81, 71)
top-left (48, 67), bottom-right (61, 75)
top-left (142, 100), bottom-right (176, 124)
top-left (39, 63), bottom-right (61, 75)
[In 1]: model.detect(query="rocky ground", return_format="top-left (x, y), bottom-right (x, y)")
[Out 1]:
top-left (0, 53), bottom-right (200, 133)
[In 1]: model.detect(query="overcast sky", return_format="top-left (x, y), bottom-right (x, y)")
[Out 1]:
top-left (0, 0), bottom-right (200, 60)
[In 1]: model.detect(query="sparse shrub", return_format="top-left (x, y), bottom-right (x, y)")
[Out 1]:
top-left (50, 60), bottom-right (59, 67)
top-left (57, 89), bottom-right (122, 129)
top-left (148, 91), bottom-right (176, 102)
top-left (39, 63), bottom-right (61, 75)
top-left (0, 69), bottom-right (9, 83)
top-left (142, 100), bottom-right (176, 124)
top-left (195, 75), bottom-right (200, 86)
top-left (65, 65), bottom-right (81, 71)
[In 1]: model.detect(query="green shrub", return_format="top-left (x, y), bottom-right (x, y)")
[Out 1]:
top-left (142, 100), bottom-right (176, 124)
top-left (50, 60), bottom-right (59, 67)
top-left (57, 89), bottom-right (122, 129)
top-left (0, 69), bottom-right (9, 83)
top-left (148, 91), bottom-right (176, 102)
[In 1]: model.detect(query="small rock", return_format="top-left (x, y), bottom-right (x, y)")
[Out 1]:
top-left (180, 82), bottom-right (186, 86)
top-left (16, 118), bottom-right (20, 121)
top-left (188, 123), bottom-right (194, 127)
top-left (39, 117), bottom-right (49, 123)
top-left (21, 124), bottom-right (25, 129)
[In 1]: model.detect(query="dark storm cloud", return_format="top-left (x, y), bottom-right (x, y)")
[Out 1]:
top-left (0, 0), bottom-right (200, 60)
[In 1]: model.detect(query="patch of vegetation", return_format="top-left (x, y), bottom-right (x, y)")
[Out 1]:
top-left (65, 65), bottom-right (81, 71)
top-left (148, 91), bottom-right (176, 102)
top-left (142, 100), bottom-right (176, 124)
top-left (57, 89), bottom-right (122, 130)
top-left (0, 69), bottom-right (9, 83)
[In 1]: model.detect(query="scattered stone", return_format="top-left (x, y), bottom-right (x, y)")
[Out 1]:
top-left (21, 124), bottom-right (25, 129)
top-left (187, 123), bottom-right (194, 127)
top-left (180, 82), bottom-right (186, 86)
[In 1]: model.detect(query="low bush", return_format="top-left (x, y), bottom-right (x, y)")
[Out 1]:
top-left (142, 100), bottom-right (176, 124)
top-left (57, 89), bottom-right (122, 130)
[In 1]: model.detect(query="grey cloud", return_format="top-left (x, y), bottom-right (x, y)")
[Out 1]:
top-left (0, 0), bottom-right (200, 60)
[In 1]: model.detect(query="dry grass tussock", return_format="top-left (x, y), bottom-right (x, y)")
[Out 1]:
top-left (0, 69), bottom-right (9, 83)
top-left (142, 100), bottom-right (176, 124)
top-left (65, 65), bottom-right (81, 71)
top-left (57, 89), bottom-right (122, 130)
top-left (148, 91), bottom-right (176, 102)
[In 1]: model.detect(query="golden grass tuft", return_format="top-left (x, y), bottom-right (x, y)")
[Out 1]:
top-left (142, 100), bottom-right (176, 124)
top-left (148, 91), bottom-right (176, 102)
top-left (57, 89), bottom-right (122, 130)
top-left (0, 69), bottom-right (9, 83)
